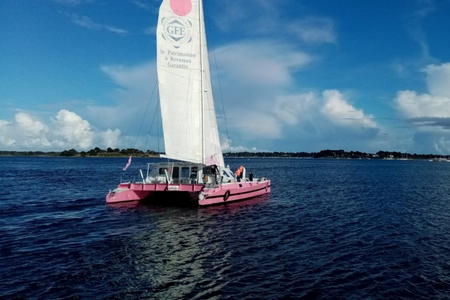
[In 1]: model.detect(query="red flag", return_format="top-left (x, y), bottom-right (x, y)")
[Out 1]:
top-left (123, 155), bottom-right (132, 171)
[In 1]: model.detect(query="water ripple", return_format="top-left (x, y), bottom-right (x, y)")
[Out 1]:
top-left (2, 157), bottom-right (450, 298)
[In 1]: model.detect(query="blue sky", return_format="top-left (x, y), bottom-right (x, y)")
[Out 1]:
top-left (1, 0), bottom-right (450, 153)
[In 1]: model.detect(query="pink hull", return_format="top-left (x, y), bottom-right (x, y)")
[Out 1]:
top-left (106, 180), bottom-right (271, 206)
top-left (199, 181), bottom-right (271, 206)
top-left (106, 183), bottom-right (204, 203)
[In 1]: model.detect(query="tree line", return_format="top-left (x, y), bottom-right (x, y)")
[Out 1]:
top-left (60, 147), bottom-right (160, 157)
top-left (0, 148), bottom-right (160, 157)
top-left (224, 150), bottom-right (450, 160)
top-left (1, 148), bottom-right (449, 160)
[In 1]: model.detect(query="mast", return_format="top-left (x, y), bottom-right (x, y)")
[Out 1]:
top-left (199, 0), bottom-right (205, 165)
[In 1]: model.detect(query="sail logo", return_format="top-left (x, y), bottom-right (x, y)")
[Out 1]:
top-left (167, 20), bottom-right (186, 41)
top-left (161, 17), bottom-right (192, 48)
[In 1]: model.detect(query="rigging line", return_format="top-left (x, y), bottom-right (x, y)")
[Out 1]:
top-left (144, 82), bottom-right (162, 152)
top-left (212, 49), bottom-right (230, 143)
top-left (133, 79), bottom-right (157, 148)
top-left (133, 79), bottom-right (158, 149)
top-left (155, 82), bottom-right (168, 163)
top-left (156, 86), bottom-right (162, 155)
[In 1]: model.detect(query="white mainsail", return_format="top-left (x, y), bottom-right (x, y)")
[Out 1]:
top-left (157, 0), bottom-right (224, 167)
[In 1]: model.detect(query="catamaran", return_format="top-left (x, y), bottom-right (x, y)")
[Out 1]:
top-left (106, 0), bottom-right (271, 206)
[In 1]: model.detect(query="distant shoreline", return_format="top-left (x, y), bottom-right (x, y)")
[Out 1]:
top-left (1, 149), bottom-right (449, 160)
top-left (0, 154), bottom-right (157, 158)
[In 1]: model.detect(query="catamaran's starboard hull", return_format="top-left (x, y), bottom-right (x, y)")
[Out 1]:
top-left (199, 181), bottom-right (271, 206)
top-left (106, 180), bottom-right (271, 206)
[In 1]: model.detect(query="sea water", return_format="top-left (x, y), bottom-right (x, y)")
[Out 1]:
top-left (1, 157), bottom-right (450, 298)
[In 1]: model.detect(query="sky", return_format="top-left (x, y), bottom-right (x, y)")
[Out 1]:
top-left (1, 0), bottom-right (450, 154)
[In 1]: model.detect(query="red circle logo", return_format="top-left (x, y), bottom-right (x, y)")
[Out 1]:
top-left (170, 0), bottom-right (192, 16)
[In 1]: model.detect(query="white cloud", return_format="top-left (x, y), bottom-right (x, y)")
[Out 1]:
top-left (271, 92), bottom-right (379, 152)
top-left (15, 112), bottom-right (49, 137)
top-left (213, 41), bottom-right (312, 87)
top-left (0, 121), bottom-right (15, 147)
top-left (425, 63), bottom-right (450, 98)
top-left (289, 17), bottom-right (336, 44)
top-left (100, 128), bottom-right (121, 148)
top-left (230, 111), bottom-right (283, 139)
top-left (434, 135), bottom-right (450, 153)
top-left (0, 110), bottom-right (121, 150)
top-left (274, 92), bottom-right (316, 125)
top-left (86, 62), bottom-right (157, 131)
top-left (210, 41), bottom-right (310, 141)
top-left (11, 113), bottom-right (52, 148)
top-left (395, 62), bottom-right (450, 153)
top-left (396, 63), bottom-right (450, 120)
top-left (54, 109), bottom-right (94, 149)
top-left (100, 63), bottom-right (155, 93)
top-left (395, 90), bottom-right (450, 119)
top-left (321, 90), bottom-right (377, 129)
top-left (70, 14), bottom-right (128, 35)
top-left (221, 137), bottom-right (258, 152)
top-left (272, 90), bottom-right (378, 134)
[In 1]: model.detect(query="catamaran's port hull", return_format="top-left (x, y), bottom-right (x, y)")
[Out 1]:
top-left (106, 181), bottom-right (271, 206)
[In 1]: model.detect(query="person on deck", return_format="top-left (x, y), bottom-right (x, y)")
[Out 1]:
top-left (235, 165), bottom-right (244, 182)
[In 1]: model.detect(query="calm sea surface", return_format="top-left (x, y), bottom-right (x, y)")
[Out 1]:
top-left (1, 157), bottom-right (450, 299)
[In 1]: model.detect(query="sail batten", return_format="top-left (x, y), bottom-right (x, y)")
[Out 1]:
top-left (157, 0), bottom-right (224, 167)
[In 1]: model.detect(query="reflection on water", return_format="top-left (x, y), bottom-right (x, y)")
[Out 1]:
top-left (104, 195), bottom-right (269, 298)
top-left (201, 194), bottom-right (269, 215)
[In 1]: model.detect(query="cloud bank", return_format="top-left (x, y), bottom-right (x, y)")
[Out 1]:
top-left (209, 39), bottom-right (378, 151)
top-left (1, 35), bottom-right (378, 152)
top-left (395, 62), bottom-right (450, 153)
top-left (0, 110), bottom-right (120, 150)
top-left (214, 41), bottom-right (313, 87)
top-left (396, 63), bottom-right (450, 123)
top-left (77, 36), bottom-right (376, 152)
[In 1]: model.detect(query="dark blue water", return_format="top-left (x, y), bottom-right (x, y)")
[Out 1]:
top-left (1, 157), bottom-right (450, 299)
